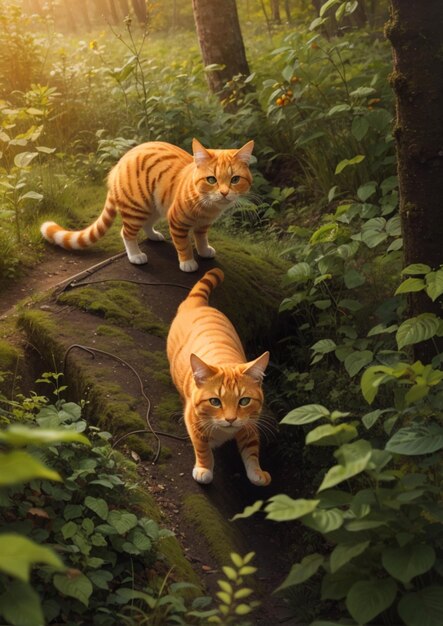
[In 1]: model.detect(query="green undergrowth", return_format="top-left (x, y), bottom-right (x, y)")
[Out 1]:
top-left (183, 494), bottom-right (242, 566)
top-left (58, 282), bottom-right (168, 337)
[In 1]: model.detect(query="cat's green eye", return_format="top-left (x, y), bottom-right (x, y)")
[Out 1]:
top-left (239, 397), bottom-right (251, 406)
top-left (209, 397), bottom-right (222, 407)
top-left (206, 176), bottom-right (217, 184)
top-left (231, 175), bottom-right (240, 184)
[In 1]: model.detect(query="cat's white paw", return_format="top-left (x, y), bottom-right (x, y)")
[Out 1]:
top-left (247, 469), bottom-right (271, 486)
top-left (198, 245), bottom-right (216, 258)
top-left (147, 229), bottom-right (165, 241)
top-left (128, 252), bottom-right (148, 265)
top-left (180, 259), bottom-right (199, 272)
top-left (193, 466), bottom-right (213, 484)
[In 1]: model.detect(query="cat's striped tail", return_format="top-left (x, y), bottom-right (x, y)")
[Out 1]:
top-left (40, 194), bottom-right (117, 250)
top-left (185, 268), bottom-right (224, 307)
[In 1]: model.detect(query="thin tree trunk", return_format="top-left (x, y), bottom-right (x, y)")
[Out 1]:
top-left (284, 0), bottom-right (291, 22)
top-left (386, 1), bottom-right (443, 361)
top-left (270, 0), bottom-right (281, 23)
top-left (80, 0), bottom-right (92, 30)
top-left (108, 0), bottom-right (120, 24)
top-left (192, 0), bottom-right (251, 107)
top-left (63, 0), bottom-right (77, 31)
top-left (119, 0), bottom-right (131, 19)
top-left (131, 0), bottom-right (147, 25)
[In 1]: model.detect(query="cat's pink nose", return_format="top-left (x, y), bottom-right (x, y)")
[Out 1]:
top-left (225, 416), bottom-right (237, 424)
top-left (220, 188), bottom-right (229, 196)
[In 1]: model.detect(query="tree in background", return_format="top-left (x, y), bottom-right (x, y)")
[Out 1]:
top-left (386, 1), bottom-right (443, 360)
top-left (191, 0), bottom-right (251, 107)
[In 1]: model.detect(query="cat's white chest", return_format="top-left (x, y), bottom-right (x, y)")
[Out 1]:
top-left (209, 427), bottom-right (238, 448)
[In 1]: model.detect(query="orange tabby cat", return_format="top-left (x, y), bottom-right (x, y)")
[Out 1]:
top-left (40, 139), bottom-right (254, 272)
top-left (167, 268), bottom-right (271, 485)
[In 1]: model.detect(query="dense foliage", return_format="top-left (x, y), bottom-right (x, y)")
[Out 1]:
top-left (0, 1), bottom-right (442, 625)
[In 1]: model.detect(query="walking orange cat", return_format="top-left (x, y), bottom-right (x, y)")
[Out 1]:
top-left (41, 139), bottom-right (254, 272)
top-left (167, 268), bottom-right (271, 485)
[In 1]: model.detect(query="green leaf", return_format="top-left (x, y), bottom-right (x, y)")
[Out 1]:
top-left (311, 339), bottom-right (337, 355)
top-left (425, 269), bottom-right (443, 302)
top-left (107, 510), bottom-right (138, 534)
top-left (14, 151), bottom-right (39, 168)
top-left (265, 496), bottom-right (320, 522)
top-left (61, 521), bottom-right (78, 540)
top-left (344, 350), bottom-right (373, 377)
top-left (306, 423), bottom-right (357, 446)
top-left (53, 572), bottom-right (93, 607)
top-left (396, 313), bottom-right (441, 349)
top-left (330, 541), bottom-right (370, 573)
top-left (84, 496), bottom-right (109, 521)
top-left (281, 404), bottom-right (330, 426)
top-left (0, 424), bottom-right (90, 447)
top-left (382, 544), bottom-right (435, 583)
top-left (357, 181), bottom-right (377, 202)
top-left (231, 500), bottom-right (263, 521)
top-left (310, 223), bottom-right (339, 245)
top-left (321, 564), bottom-right (363, 600)
top-left (335, 155), bottom-right (365, 175)
top-left (398, 586), bottom-right (443, 626)
top-left (0, 450), bottom-right (60, 485)
top-left (361, 365), bottom-right (392, 404)
top-left (351, 116), bottom-right (369, 141)
top-left (395, 277), bottom-right (426, 295)
top-left (346, 578), bottom-right (397, 624)
top-left (401, 263), bottom-right (431, 276)
top-left (276, 553), bottom-right (324, 591)
top-left (285, 262), bottom-right (312, 284)
top-left (319, 0), bottom-right (341, 16)
top-left (318, 440), bottom-right (372, 491)
top-left (386, 424), bottom-right (443, 455)
top-left (19, 190), bottom-right (43, 202)
top-left (343, 269), bottom-right (365, 289)
top-left (0, 534), bottom-right (64, 581)
top-left (0, 581), bottom-right (44, 626)
top-left (302, 508), bottom-right (344, 533)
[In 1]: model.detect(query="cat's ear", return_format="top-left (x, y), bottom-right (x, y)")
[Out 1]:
top-left (190, 353), bottom-right (218, 386)
top-left (234, 140), bottom-right (254, 164)
top-left (243, 351), bottom-right (269, 382)
top-left (192, 139), bottom-right (211, 166)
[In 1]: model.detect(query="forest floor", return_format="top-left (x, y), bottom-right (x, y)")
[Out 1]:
top-left (1, 238), bottom-right (302, 626)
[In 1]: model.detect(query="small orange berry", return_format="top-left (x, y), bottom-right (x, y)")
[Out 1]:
top-left (287, 89), bottom-right (293, 97)
top-left (276, 97), bottom-right (283, 106)
top-left (311, 42), bottom-right (319, 50)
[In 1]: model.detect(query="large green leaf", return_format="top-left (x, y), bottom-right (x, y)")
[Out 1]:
top-left (360, 365), bottom-right (392, 404)
top-left (0, 424), bottom-right (89, 447)
top-left (395, 277), bottom-right (426, 295)
top-left (401, 263), bottom-right (431, 276)
top-left (425, 269), bottom-right (443, 302)
top-left (302, 508), bottom-right (344, 533)
top-left (335, 154), bottom-right (365, 174)
top-left (321, 564), bottom-right (363, 600)
top-left (285, 262), bottom-right (312, 284)
top-left (346, 578), bottom-right (397, 624)
top-left (398, 586), bottom-right (443, 626)
top-left (318, 440), bottom-right (372, 491)
top-left (386, 424), bottom-right (443, 455)
top-left (0, 534), bottom-right (64, 581)
top-left (382, 544), bottom-right (435, 583)
top-left (53, 572), bottom-right (93, 607)
top-left (84, 496), bottom-right (109, 521)
top-left (330, 540), bottom-right (370, 573)
top-left (396, 313), bottom-right (441, 350)
top-left (276, 553), bottom-right (324, 591)
top-left (344, 350), bottom-right (373, 377)
top-left (281, 404), bottom-right (330, 426)
top-left (0, 451), bottom-right (60, 485)
top-left (264, 496), bottom-right (319, 522)
top-left (306, 423), bottom-right (357, 446)
top-left (107, 511), bottom-right (138, 535)
top-left (0, 581), bottom-right (44, 626)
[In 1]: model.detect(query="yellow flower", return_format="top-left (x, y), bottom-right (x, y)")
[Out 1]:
top-left (89, 40), bottom-right (98, 51)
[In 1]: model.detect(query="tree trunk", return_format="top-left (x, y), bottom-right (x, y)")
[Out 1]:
top-left (131, 0), bottom-right (147, 25)
top-left (386, 2), bottom-right (443, 361)
top-left (119, 0), bottom-right (131, 19)
top-left (63, 0), bottom-right (77, 31)
top-left (192, 0), bottom-right (251, 107)
top-left (108, 0), bottom-right (120, 24)
top-left (79, 0), bottom-right (92, 30)
top-left (270, 0), bottom-right (281, 23)
top-left (284, 0), bottom-right (291, 22)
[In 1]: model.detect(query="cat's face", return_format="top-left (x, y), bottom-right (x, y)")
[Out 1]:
top-left (189, 353), bottom-right (269, 433)
top-left (192, 139), bottom-right (253, 206)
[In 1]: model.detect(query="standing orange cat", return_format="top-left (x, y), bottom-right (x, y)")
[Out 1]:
top-left (167, 268), bottom-right (271, 485)
top-left (40, 139), bottom-right (254, 272)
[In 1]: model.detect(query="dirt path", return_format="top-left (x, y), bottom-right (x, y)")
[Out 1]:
top-left (5, 239), bottom-right (299, 625)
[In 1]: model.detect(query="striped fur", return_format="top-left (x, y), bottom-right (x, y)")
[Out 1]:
top-left (167, 269), bottom-right (271, 485)
top-left (40, 139), bottom-right (254, 272)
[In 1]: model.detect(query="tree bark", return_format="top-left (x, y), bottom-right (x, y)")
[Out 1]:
top-left (192, 0), bottom-right (251, 106)
top-left (270, 0), bottom-right (281, 23)
top-left (108, 0), bottom-right (121, 24)
top-left (131, 0), bottom-right (147, 25)
top-left (284, 0), bottom-right (291, 22)
top-left (386, 2), bottom-right (443, 361)
top-left (119, 0), bottom-right (131, 19)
